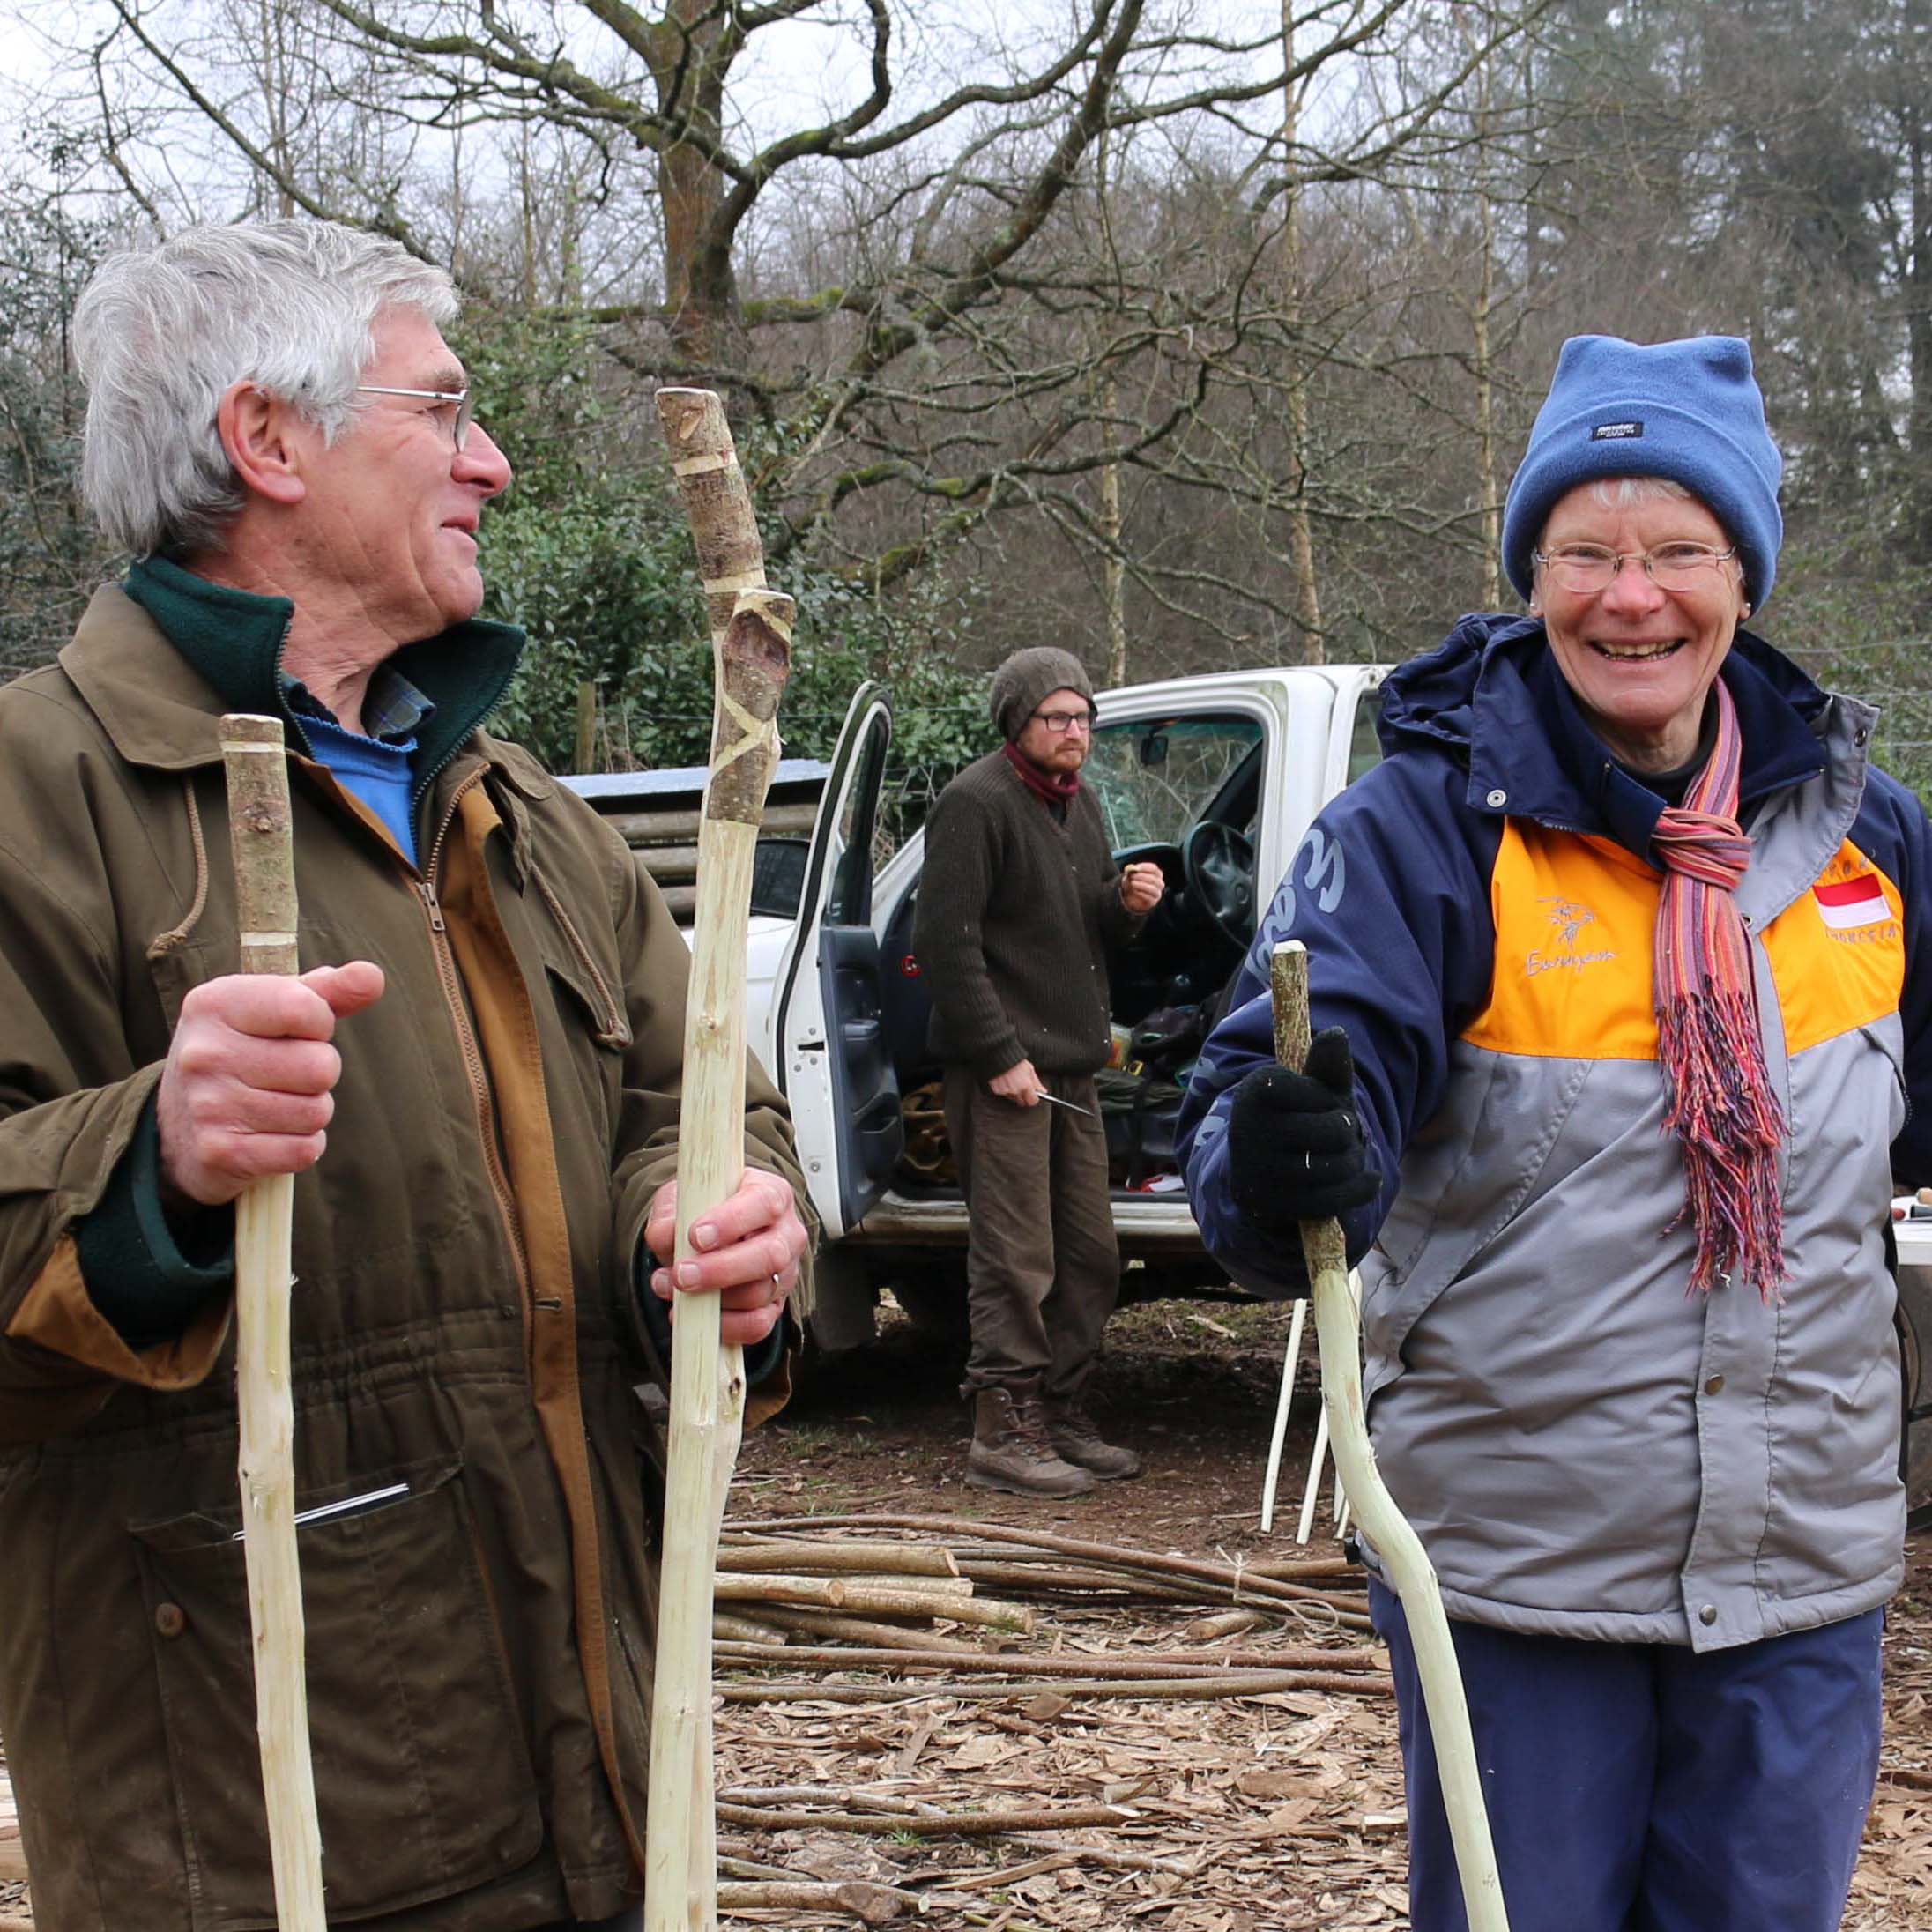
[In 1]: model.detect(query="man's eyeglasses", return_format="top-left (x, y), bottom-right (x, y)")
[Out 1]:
top-left (1532, 541), bottom-right (1737, 595)
top-left (1031, 708), bottom-right (1096, 735)
top-left (354, 384), bottom-right (479, 451)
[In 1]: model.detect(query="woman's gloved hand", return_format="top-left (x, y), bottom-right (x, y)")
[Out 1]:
top-left (1226, 1026), bottom-right (1381, 1229)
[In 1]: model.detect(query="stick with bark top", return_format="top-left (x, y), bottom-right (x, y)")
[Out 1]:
top-left (731, 1606), bottom-right (985, 1653)
top-left (647, 387), bottom-right (794, 1932)
top-left (1271, 939), bottom-right (1508, 1931)
top-left (717, 1881), bottom-right (908, 1926)
top-left (220, 713), bottom-right (326, 1931)
top-left (718, 1538), bottom-right (960, 1577)
top-left (714, 1574), bottom-right (1032, 1630)
top-left (717, 1568), bottom-right (974, 1601)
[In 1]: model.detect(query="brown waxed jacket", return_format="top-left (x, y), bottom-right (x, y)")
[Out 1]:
top-left (0, 585), bottom-right (809, 1931)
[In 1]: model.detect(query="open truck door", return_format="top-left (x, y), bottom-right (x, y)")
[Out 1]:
top-left (772, 682), bottom-right (903, 1238)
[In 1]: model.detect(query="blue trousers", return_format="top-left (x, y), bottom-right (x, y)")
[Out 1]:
top-left (1369, 1579), bottom-right (1884, 1932)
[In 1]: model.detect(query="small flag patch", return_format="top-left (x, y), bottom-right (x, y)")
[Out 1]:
top-left (1813, 873), bottom-right (1891, 930)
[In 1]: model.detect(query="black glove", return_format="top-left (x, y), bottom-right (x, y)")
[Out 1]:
top-left (1226, 1027), bottom-right (1381, 1228)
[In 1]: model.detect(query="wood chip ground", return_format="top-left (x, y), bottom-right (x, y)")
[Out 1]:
top-left (2, 1301), bottom-right (1925, 1928)
top-left (713, 1301), bottom-right (1932, 1928)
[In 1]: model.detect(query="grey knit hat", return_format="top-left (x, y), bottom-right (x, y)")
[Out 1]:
top-left (989, 646), bottom-right (1094, 741)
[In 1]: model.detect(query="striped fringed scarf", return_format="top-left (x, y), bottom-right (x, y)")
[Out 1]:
top-left (1650, 679), bottom-right (1787, 1298)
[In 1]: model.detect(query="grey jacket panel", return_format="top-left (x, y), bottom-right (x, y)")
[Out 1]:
top-left (1358, 701), bottom-right (1907, 1652)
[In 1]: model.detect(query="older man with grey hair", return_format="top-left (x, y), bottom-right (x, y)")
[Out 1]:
top-left (0, 219), bottom-right (812, 1932)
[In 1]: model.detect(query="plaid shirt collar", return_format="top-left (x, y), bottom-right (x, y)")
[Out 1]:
top-left (282, 665), bottom-right (436, 745)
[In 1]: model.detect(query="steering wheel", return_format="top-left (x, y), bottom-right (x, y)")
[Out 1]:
top-left (1179, 820), bottom-right (1258, 951)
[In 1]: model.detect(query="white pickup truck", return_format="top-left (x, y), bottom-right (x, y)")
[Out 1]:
top-left (732, 667), bottom-right (1385, 1335)
top-left (568, 665), bottom-right (1932, 1517)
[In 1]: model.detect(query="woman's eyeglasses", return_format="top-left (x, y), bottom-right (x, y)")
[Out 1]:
top-left (1532, 541), bottom-right (1737, 595)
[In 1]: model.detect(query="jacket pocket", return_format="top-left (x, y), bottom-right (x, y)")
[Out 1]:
top-left (130, 1460), bottom-right (542, 1930)
top-left (532, 868), bottom-right (632, 1051)
top-left (1859, 1022), bottom-right (1910, 1140)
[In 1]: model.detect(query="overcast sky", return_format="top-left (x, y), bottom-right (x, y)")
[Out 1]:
top-left (1, 0), bottom-right (1321, 221)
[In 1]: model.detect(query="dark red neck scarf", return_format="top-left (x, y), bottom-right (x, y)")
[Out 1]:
top-left (1002, 739), bottom-right (1081, 806)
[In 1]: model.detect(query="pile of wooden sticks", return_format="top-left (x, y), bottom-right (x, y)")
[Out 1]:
top-left (709, 1513), bottom-right (1390, 1707)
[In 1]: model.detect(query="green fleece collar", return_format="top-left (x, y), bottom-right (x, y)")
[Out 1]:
top-left (125, 555), bottom-right (526, 805)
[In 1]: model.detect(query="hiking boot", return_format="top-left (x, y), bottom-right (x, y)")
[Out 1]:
top-left (1045, 1400), bottom-right (1143, 1481)
top-left (966, 1382), bottom-right (1096, 1497)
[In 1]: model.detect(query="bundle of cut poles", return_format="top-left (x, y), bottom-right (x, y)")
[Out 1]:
top-left (705, 1517), bottom-right (1391, 1707)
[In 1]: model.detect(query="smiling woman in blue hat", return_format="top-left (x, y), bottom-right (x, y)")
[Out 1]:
top-left (1179, 335), bottom-right (1932, 1930)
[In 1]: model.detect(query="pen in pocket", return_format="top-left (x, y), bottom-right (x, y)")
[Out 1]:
top-left (232, 1481), bottom-right (411, 1542)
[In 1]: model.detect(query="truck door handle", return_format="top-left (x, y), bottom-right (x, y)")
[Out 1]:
top-left (841, 1018), bottom-right (881, 1045)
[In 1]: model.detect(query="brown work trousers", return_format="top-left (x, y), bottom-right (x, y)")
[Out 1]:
top-left (943, 1066), bottom-right (1121, 1400)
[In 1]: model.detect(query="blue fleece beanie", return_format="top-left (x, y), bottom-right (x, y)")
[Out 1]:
top-left (1502, 334), bottom-right (1783, 611)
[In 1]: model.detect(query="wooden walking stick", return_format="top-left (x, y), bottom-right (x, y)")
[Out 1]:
top-left (1270, 938), bottom-right (1509, 1932)
top-left (647, 389), bottom-right (795, 1932)
top-left (1295, 1363), bottom-right (1333, 1546)
top-left (219, 713), bottom-right (326, 1932)
top-left (1258, 1297), bottom-right (1304, 1533)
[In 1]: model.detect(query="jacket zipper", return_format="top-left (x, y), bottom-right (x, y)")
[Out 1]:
top-left (417, 771), bottom-right (535, 1349)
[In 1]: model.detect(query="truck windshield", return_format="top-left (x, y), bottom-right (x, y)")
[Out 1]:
top-left (1084, 714), bottom-right (1264, 850)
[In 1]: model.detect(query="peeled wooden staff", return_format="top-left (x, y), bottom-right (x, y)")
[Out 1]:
top-left (1296, 1378), bottom-right (1332, 1545)
top-left (219, 713), bottom-right (326, 1931)
top-left (1259, 1296), bottom-right (1305, 1532)
top-left (1271, 939), bottom-right (1508, 1931)
top-left (647, 389), bottom-right (794, 1932)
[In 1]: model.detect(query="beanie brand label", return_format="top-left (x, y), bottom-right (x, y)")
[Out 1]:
top-left (1591, 420), bottom-right (1645, 440)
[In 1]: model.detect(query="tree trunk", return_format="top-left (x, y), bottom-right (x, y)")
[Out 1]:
top-left (649, 0), bottom-right (746, 368)
top-left (1906, 9), bottom-right (1932, 565)
top-left (1470, 43), bottom-right (1504, 613)
top-left (1474, 266), bottom-right (1501, 611)
top-left (1101, 376), bottom-right (1128, 686)
top-left (658, 140), bottom-right (744, 365)
top-left (1281, 0), bottom-right (1323, 664)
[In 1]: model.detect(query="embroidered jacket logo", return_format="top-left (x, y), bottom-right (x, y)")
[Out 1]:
top-left (1527, 895), bottom-right (1617, 977)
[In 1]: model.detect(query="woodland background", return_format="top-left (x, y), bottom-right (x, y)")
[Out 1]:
top-left (4, 0), bottom-right (1932, 803)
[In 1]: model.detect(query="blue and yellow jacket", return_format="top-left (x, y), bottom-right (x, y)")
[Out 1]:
top-left (1181, 613), bottom-right (1932, 1649)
